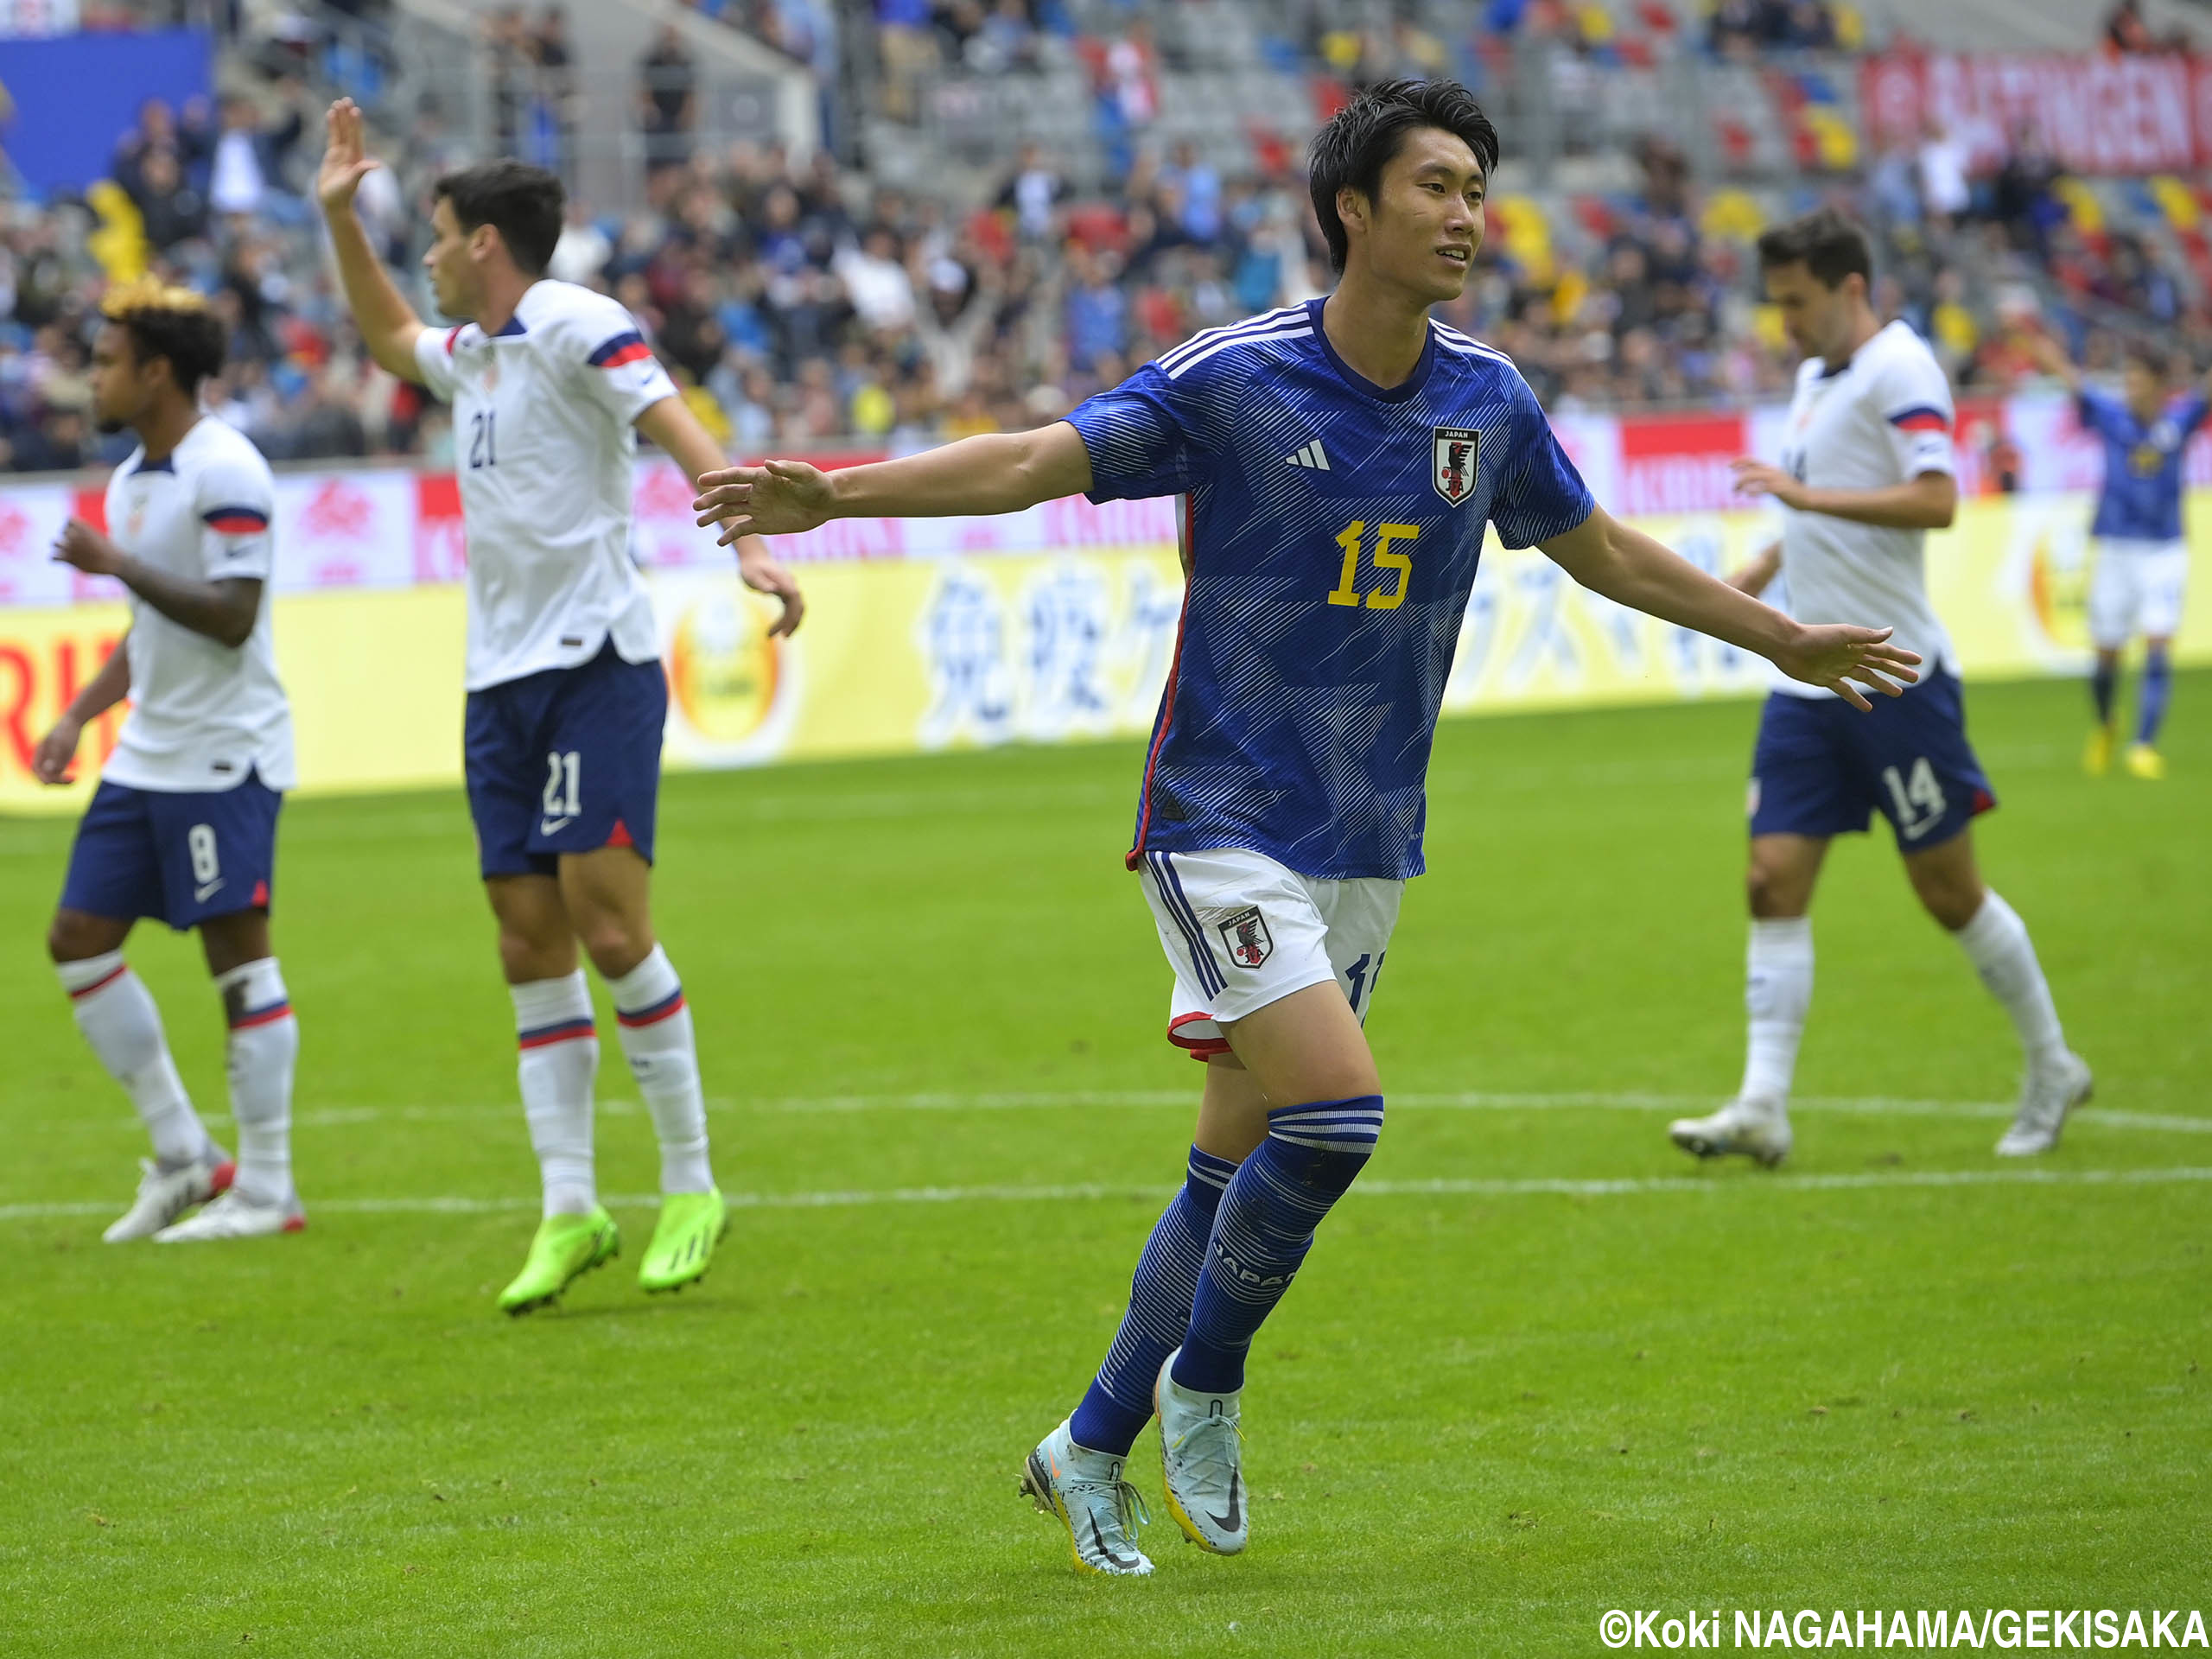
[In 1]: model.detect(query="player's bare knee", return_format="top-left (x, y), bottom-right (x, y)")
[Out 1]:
top-left (576, 919), bottom-right (652, 981)
top-left (48, 910), bottom-right (120, 963)
top-left (1745, 860), bottom-right (1807, 919)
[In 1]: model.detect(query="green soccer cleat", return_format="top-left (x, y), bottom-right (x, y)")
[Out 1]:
top-left (638, 1189), bottom-right (728, 1294)
top-left (497, 1206), bottom-right (620, 1316)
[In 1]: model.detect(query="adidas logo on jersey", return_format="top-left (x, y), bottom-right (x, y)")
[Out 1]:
top-left (1283, 440), bottom-right (1331, 471)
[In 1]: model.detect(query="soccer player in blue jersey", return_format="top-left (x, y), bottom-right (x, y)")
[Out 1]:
top-left (694, 80), bottom-right (1919, 1576)
top-left (2031, 332), bottom-right (2208, 779)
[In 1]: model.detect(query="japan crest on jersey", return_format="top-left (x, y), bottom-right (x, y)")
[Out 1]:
top-left (1432, 426), bottom-right (1480, 505)
top-left (1218, 906), bottom-right (1273, 968)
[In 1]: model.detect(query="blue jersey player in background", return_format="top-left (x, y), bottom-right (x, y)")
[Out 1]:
top-left (2032, 330), bottom-right (2209, 779)
top-left (692, 79), bottom-right (1920, 1577)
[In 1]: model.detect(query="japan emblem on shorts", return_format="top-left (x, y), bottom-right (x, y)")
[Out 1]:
top-left (1218, 906), bottom-right (1273, 969)
top-left (1432, 426), bottom-right (1480, 505)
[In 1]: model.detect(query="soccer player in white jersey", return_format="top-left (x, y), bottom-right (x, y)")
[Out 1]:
top-left (694, 83), bottom-right (1918, 1574)
top-left (34, 280), bottom-right (305, 1243)
top-left (1668, 209), bottom-right (2093, 1168)
top-left (315, 101), bottom-right (804, 1313)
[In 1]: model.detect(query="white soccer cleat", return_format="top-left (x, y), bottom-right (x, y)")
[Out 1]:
top-left (1018, 1418), bottom-right (1154, 1576)
top-left (103, 1154), bottom-right (234, 1243)
top-left (153, 1189), bottom-right (306, 1242)
top-left (1154, 1350), bottom-right (1248, 1555)
top-left (1668, 1098), bottom-right (1794, 1169)
top-left (1995, 1052), bottom-right (2094, 1157)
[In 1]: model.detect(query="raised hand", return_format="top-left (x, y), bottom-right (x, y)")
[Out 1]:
top-left (317, 98), bottom-right (384, 216)
top-left (1774, 623), bottom-right (1922, 712)
top-left (693, 459), bottom-right (837, 545)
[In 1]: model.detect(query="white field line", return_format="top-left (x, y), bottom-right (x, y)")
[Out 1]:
top-left (42, 1090), bottom-right (2212, 1138)
top-left (6, 1164), bottom-right (2212, 1225)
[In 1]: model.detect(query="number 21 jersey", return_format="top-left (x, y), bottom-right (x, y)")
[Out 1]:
top-left (413, 279), bottom-right (680, 691)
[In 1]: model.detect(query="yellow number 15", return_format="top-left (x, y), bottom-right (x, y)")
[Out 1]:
top-left (1326, 520), bottom-right (1419, 611)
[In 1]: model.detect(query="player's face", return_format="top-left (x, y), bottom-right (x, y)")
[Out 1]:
top-left (423, 197), bottom-right (480, 318)
top-left (1763, 261), bottom-right (1851, 362)
top-left (88, 323), bottom-right (152, 435)
top-left (1354, 126), bottom-right (1485, 303)
top-left (2123, 360), bottom-right (2164, 418)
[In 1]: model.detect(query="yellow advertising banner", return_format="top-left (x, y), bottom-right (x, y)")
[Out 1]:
top-left (3, 494), bottom-right (2206, 817)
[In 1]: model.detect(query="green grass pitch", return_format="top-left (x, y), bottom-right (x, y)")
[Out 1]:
top-left (2, 673), bottom-right (2206, 1656)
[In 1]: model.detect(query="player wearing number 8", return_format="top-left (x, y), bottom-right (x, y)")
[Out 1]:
top-left (316, 100), bottom-right (807, 1312)
top-left (692, 80), bottom-right (1921, 1575)
top-left (35, 279), bottom-right (305, 1243)
top-left (1669, 208), bottom-right (2093, 1171)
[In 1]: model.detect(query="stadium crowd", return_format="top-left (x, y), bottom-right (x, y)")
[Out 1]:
top-left (2, 7), bottom-right (2204, 472)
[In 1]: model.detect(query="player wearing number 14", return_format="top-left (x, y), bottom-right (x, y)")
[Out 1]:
top-left (693, 80), bottom-right (1920, 1576)
top-left (316, 101), bottom-right (806, 1312)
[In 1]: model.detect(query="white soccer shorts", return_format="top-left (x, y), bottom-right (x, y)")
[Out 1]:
top-left (1135, 846), bottom-right (1402, 1060)
top-left (2088, 537), bottom-right (2189, 650)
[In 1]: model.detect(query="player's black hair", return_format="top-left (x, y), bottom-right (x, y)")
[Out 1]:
top-left (1756, 207), bottom-right (1874, 291)
top-left (435, 159), bottom-right (564, 276)
top-left (1307, 78), bottom-right (1500, 276)
top-left (99, 278), bottom-right (226, 398)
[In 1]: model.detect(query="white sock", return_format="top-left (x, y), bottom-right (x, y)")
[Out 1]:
top-left (1954, 891), bottom-right (2069, 1072)
top-left (1738, 917), bottom-right (1814, 1108)
top-left (512, 972), bottom-right (599, 1218)
top-left (59, 952), bottom-right (217, 1171)
top-left (216, 957), bottom-right (297, 1206)
top-left (607, 945), bottom-right (714, 1195)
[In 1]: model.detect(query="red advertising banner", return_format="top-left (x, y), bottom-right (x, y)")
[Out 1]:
top-left (1860, 51), bottom-right (2212, 175)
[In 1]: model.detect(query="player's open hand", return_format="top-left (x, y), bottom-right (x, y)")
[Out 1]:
top-left (1730, 458), bottom-right (1808, 511)
top-left (32, 715), bottom-right (82, 785)
top-left (317, 98), bottom-right (383, 215)
top-left (693, 459), bottom-right (836, 545)
top-left (1775, 623), bottom-right (1922, 712)
top-left (736, 538), bottom-right (805, 637)
top-left (52, 518), bottom-right (124, 577)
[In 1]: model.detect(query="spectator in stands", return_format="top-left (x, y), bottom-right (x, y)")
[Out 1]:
top-left (639, 25), bottom-right (699, 186)
top-left (2106, 0), bottom-right (2155, 54)
top-left (134, 147), bottom-right (210, 253)
top-left (206, 92), bottom-right (308, 226)
top-left (996, 142), bottom-right (1065, 243)
top-left (531, 6), bottom-right (580, 181)
top-left (1916, 118), bottom-right (1972, 232)
top-left (1992, 121), bottom-right (2063, 256)
top-left (874, 0), bottom-right (938, 121)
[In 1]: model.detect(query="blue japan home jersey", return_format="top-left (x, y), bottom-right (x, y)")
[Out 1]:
top-left (1067, 298), bottom-right (1595, 880)
top-left (2079, 387), bottom-right (2208, 543)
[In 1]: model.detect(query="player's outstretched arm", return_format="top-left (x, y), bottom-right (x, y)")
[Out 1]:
top-left (692, 423), bottom-right (1094, 545)
top-left (52, 518), bottom-right (262, 650)
top-left (31, 632), bottom-right (131, 785)
top-left (1541, 506), bottom-right (1921, 712)
top-left (1729, 458), bottom-right (1956, 531)
top-left (316, 99), bottom-right (426, 385)
top-left (1727, 540), bottom-right (1783, 597)
top-left (634, 395), bottom-right (804, 637)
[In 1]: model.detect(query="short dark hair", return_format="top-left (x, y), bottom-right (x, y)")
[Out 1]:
top-left (1307, 78), bottom-right (1500, 276)
top-left (100, 277), bottom-right (226, 397)
top-left (435, 160), bottom-right (564, 276)
top-left (1756, 207), bottom-right (1874, 290)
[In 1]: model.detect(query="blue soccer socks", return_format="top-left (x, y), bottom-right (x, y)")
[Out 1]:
top-left (1069, 1145), bottom-right (1237, 1457)
top-left (1171, 1096), bottom-right (1383, 1395)
top-left (2137, 646), bottom-right (2172, 747)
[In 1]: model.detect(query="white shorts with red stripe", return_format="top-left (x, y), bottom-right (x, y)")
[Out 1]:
top-left (1135, 846), bottom-right (1402, 1061)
